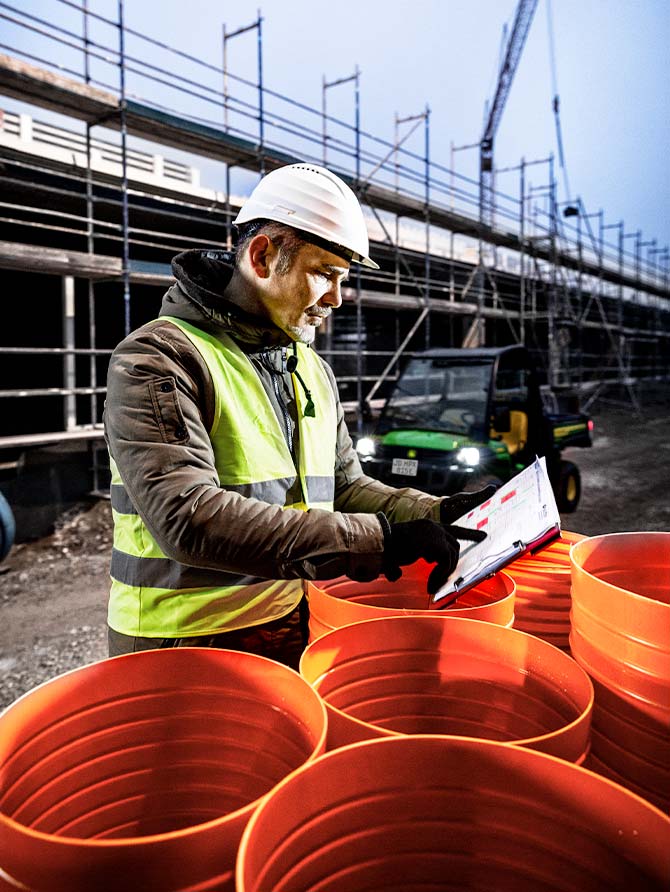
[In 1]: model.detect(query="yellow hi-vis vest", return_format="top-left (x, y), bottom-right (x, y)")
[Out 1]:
top-left (108, 316), bottom-right (337, 637)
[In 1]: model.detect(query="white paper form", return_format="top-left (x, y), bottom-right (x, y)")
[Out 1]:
top-left (432, 457), bottom-right (561, 604)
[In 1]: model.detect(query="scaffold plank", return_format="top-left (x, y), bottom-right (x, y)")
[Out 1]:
top-left (0, 428), bottom-right (105, 449)
top-left (0, 241), bottom-right (173, 284)
top-left (0, 53), bottom-right (118, 121)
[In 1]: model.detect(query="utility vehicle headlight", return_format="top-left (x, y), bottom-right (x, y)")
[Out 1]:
top-left (456, 447), bottom-right (480, 467)
top-left (356, 437), bottom-right (376, 458)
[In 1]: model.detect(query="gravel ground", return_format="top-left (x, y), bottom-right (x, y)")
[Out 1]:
top-left (1, 388), bottom-right (668, 711)
top-left (0, 503), bottom-right (111, 709)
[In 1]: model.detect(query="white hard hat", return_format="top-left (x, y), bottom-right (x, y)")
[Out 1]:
top-left (234, 163), bottom-right (379, 269)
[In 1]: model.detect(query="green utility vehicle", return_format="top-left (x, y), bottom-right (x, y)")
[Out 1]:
top-left (356, 346), bottom-right (593, 512)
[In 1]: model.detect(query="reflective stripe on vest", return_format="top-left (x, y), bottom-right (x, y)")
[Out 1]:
top-left (108, 317), bottom-right (337, 637)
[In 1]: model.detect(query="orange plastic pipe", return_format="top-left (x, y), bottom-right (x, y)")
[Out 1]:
top-left (236, 736), bottom-right (670, 892)
top-left (307, 564), bottom-right (515, 641)
top-left (300, 615), bottom-right (593, 761)
top-left (0, 649), bottom-right (327, 892)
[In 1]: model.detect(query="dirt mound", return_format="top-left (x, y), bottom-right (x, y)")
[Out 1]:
top-left (0, 500), bottom-right (112, 709)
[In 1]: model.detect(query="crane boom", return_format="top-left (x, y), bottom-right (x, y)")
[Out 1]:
top-left (480, 0), bottom-right (538, 231)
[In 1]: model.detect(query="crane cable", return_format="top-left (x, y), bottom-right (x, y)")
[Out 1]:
top-left (546, 0), bottom-right (572, 203)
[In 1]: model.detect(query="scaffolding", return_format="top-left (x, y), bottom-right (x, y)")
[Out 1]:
top-left (0, 0), bottom-right (668, 460)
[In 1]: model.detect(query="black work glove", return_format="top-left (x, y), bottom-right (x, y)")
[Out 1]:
top-left (440, 484), bottom-right (498, 525)
top-left (377, 514), bottom-right (487, 596)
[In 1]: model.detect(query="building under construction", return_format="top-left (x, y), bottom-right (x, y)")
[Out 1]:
top-left (0, 1), bottom-right (668, 535)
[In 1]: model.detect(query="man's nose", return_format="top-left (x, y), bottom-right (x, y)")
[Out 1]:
top-left (322, 280), bottom-right (343, 309)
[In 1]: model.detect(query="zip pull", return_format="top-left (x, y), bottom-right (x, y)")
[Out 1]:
top-left (287, 344), bottom-right (316, 418)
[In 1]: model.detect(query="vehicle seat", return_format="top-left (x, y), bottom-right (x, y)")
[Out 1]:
top-left (491, 409), bottom-right (528, 456)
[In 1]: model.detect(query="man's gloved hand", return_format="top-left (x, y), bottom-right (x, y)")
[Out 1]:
top-left (378, 515), bottom-right (487, 596)
top-left (439, 484), bottom-right (497, 525)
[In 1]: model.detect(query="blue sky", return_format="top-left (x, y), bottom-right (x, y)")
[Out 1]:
top-left (8, 0), bottom-right (670, 256)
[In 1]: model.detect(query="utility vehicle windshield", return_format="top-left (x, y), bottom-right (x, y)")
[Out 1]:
top-left (378, 358), bottom-right (492, 437)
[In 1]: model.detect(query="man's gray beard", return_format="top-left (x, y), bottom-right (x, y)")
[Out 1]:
top-left (288, 324), bottom-right (315, 345)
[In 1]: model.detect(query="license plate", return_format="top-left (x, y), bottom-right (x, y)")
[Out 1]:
top-left (391, 458), bottom-right (418, 477)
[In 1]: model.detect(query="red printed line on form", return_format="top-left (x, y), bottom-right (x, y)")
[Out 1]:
top-left (477, 518), bottom-right (488, 530)
top-left (501, 490), bottom-right (516, 504)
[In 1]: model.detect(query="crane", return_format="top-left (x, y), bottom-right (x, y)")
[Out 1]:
top-left (546, 0), bottom-right (576, 213)
top-left (479, 0), bottom-right (539, 233)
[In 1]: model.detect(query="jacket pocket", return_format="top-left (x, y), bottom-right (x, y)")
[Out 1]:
top-left (148, 376), bottom-right (190, 444)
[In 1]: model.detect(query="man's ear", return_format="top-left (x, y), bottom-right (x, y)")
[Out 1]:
top-left (246, 234), bottom-right (276, 279)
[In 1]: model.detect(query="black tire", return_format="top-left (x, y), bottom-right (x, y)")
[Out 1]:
top-left (556, 460), bottom-right (581, 513)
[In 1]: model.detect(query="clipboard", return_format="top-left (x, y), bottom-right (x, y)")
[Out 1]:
top-left (429, 457), bottom-right (561, 609)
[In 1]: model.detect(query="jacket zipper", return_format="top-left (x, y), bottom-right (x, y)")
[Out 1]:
top-left (271, 371), bottom-right (294, 456)
top-left (273, 370), bottom-right (309, 505)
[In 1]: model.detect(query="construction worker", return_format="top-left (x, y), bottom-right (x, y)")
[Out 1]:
top-left (104, 163), bottom-right (492, 667)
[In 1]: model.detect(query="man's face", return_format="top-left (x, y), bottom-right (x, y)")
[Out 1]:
top-left (263, 242), bottom-right (350, 344)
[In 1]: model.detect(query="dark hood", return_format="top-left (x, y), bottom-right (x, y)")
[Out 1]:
top-left (164, 249), bottom-right (291, 350)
